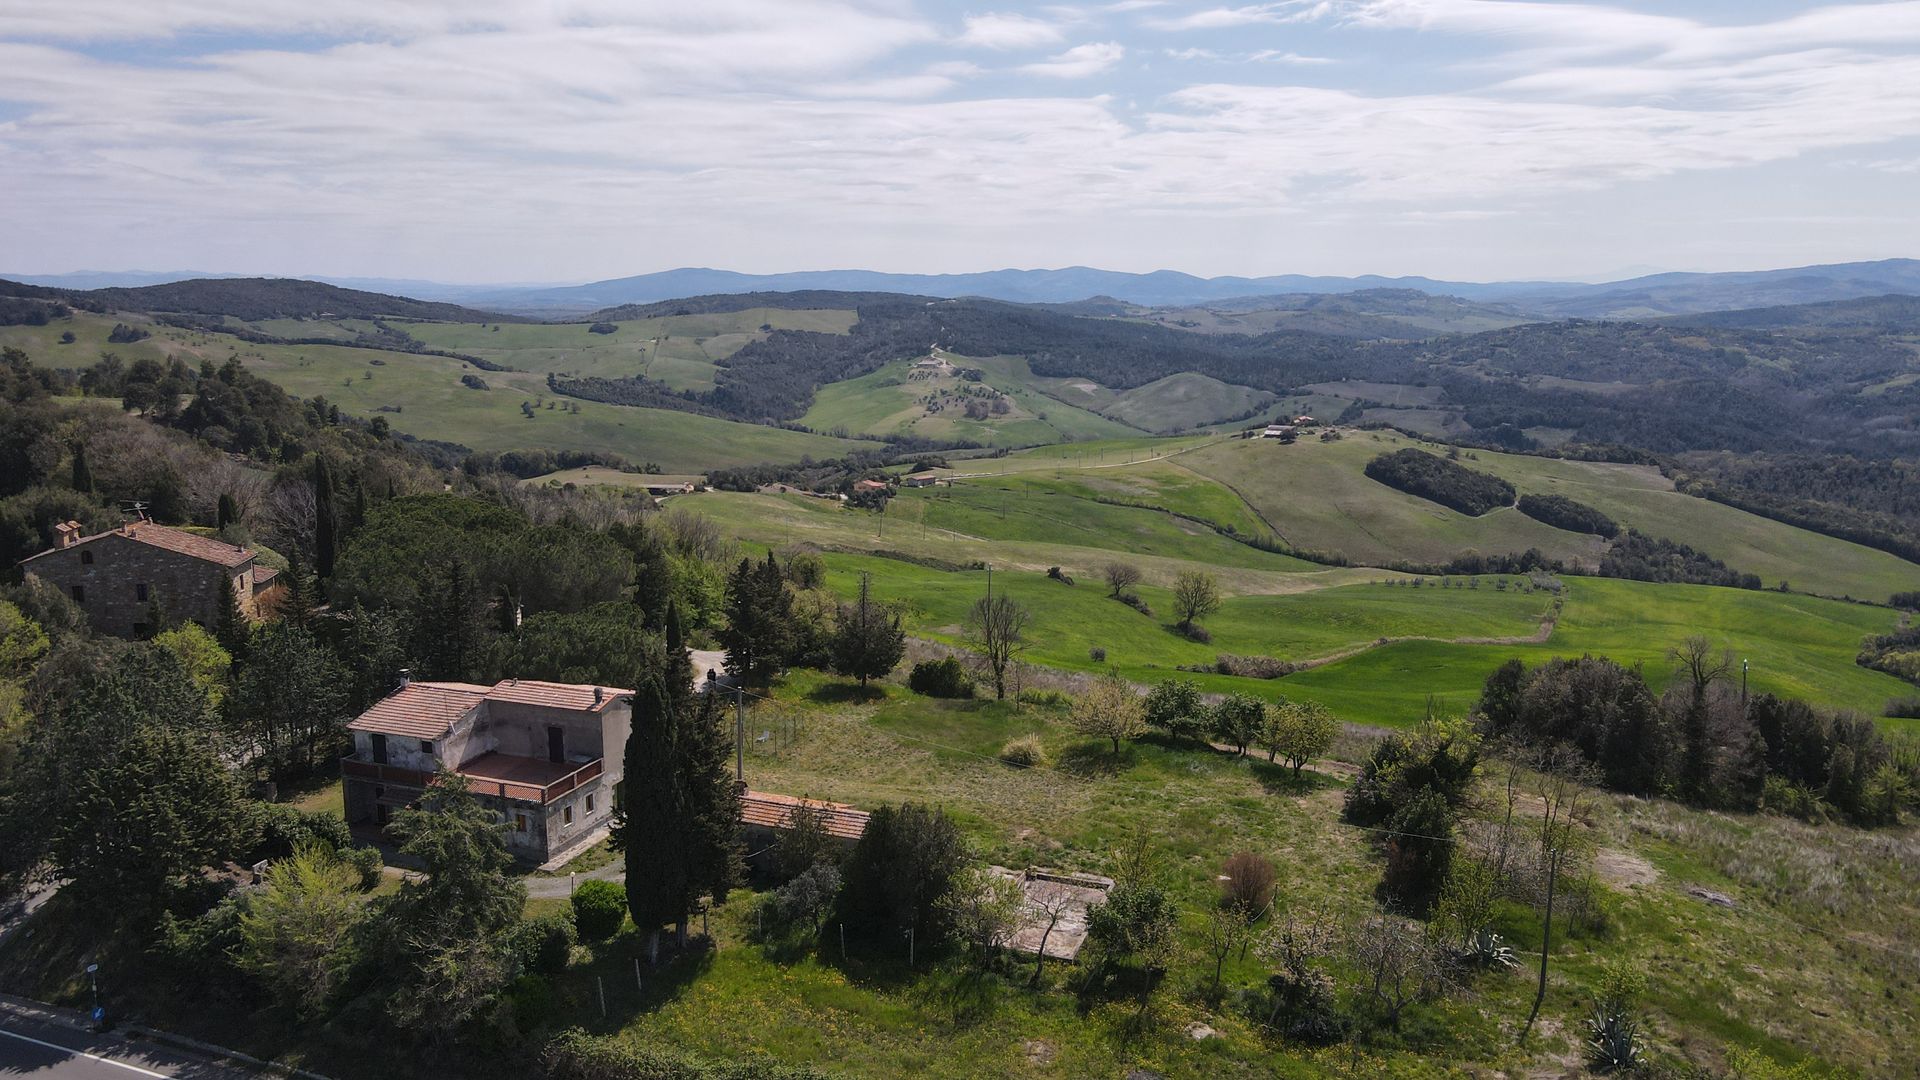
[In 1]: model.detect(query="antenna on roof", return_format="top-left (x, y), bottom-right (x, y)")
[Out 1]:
top-left (118, 500), bottom-right (151, 523)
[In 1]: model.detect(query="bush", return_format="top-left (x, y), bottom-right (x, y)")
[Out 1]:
top-left (343, 844), bottom-right (383, 891)
top-left (907, 656), bottom-right (973, 698)
top-left (1221, 852), bottom-right (1276, 915)
top-left (587, 321), bottom-right (618, 335)
top-left (1887, 696), bottom-right (1920, 720)
top-left (571, 879), bottom-right (626, 941)
top-left (1180, 623), bottom-right (1213, 644)
top-left (1115, 593), bottom-right (1153, 617)
top-left (1088, 645), bottom-right (1106, 662)
top-left (512, 911), bottom-right (579, 975)
top-left (999, 734), bottom-right (1047, 768)
top-left (764, 862), bottom-right (841, 933)
top-left (1215, 653), bottom-right (1297, 679)
top-left (1143, 678), bottom-right (1206, 742)
top-left (1015, 687), bottom-right (1071, 709)
top-left (1210, 693), bottom-right (1267, 755)
top-left (249, 802), bottom-right (353, 861)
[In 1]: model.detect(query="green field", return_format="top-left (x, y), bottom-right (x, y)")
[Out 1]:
top-left (9, 311), bottom-right (876, 473)
top-left (801, 352), bottom-right (1142, 446)
top-left (1180, 434), bottom-right (1920, 603)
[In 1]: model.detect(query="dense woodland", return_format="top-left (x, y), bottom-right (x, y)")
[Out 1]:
top-left (1363, 449), bottom-right (1517, 516)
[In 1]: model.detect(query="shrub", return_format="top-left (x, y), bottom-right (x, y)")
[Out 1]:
top-left (1015, 687), bottom-right (1071, 709)
top-left (1143, 678), bottom-right (1206, 742)
top-left (1115, 593), bottom-right (1153, 617)
top-left (1180, 623), bottom-right (1213, 644)
top-left (1759, 776), bottom-right (1828, 822)
top-left (764, 862), bottom-right (840, 934)
top-left (1887, 696), bottom-right (1920, 720)
top-left (1215, 653), bottom-right (1297, 679)
top-left (249, 802), bottom-right (353, 862)
top-left (999, 734), bottom-right (1047, 768)
top-left (343, 844), bottom-right (384, 891)
top-left (512, 911), bottom-right (579, 975)
top-left (460, 373), bottom-right (489, 390)
top-left (1088, 645), bottom-right (1106, 662)
top-left (587, 321), bottom-right (618, 335)
top-left (907, 656), bottom-right (973, 698)
top-left (571, 879), bottom-right (626, 941)
top-left (1221, 852), bottom-right (1276, 915)
top-left (1069, 668), bottom-right (1146, 754)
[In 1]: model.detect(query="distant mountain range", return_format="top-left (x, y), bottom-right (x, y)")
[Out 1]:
top-left (6, 259), bottom-right (1917, 319)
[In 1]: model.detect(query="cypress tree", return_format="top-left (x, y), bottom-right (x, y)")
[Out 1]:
top-left (277, 558), bottom-right (319, 631)
top-left (676, 685), bottom-right (745, 942)
top-left (632, 532), bottom-right (673, 630)
top-left (216, 492), bottom-right (238, 532)
top-left (616, 673), bottom-right (685, 959)
top-left (718, 557), bottom-right (761, 682)
top-left (70, 441), bottom-right (94, 494)
top-left (756, 552), bottom-right (794, 671)
top-left (215, 572), bottom-right (250, 662)
top-left (312, 456), bottom-right (337, 580)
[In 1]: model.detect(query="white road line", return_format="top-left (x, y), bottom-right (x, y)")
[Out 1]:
top-left (0, 1025), bottom-right (172, 1078)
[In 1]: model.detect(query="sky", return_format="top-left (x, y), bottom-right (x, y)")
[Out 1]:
top-left (2, 0), bottom-right (1919, 284)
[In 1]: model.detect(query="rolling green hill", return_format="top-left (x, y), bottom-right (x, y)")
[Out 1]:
top-left (1179, 434), bottom-right (1920, 603)
top-left (7, 311), bottom-right (875, 472)
top-left (799, 351), bottom-right (1143, 445)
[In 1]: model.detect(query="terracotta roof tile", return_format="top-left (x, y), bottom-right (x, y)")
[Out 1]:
top-left (740, 790), bottom-right (869, 841)
top-left (348, 682), bottom-right (488, 739)
top-left (485, 679), bottom-right (632, 712)
top-left (116, 521), bottom-right (256, 567)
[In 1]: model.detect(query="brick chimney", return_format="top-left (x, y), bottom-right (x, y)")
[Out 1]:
top-left (53, 521), bottom-right (83, 549)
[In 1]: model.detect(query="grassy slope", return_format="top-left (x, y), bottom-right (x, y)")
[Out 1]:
top-left (545, 679), bottom-right (1915, 1079)
top-left (397, 307), bottom-right (857, 391)
top-left (801, 353), bottom-right (1141, 447)
top-left (1100, 372), bottom-right (1272, 433)
top-left (9, 311), bottom-right (874, 473)
top-left (1181, 433), bottom-right (1920, 603)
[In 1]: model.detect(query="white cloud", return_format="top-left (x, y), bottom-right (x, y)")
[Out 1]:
top-left (1022, 41), bottom-right (1126, 77)
top-left (1145, 2), bottom-right (1327, 31)
top-left (1250, 50), bottom-right (1333, 64)
top-left (955, 12), bottom-right (1065, 50)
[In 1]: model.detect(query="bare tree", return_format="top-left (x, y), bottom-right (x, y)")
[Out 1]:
top-left (1027, 881), bottom-right (1076, 988)
top-left (1201, 905), bottom-right (1255, 994)
top-left (1103, 562), bottom-right (1142, 599)
top-left (1351, 913), bottom-right (1446, 1029)
top-left (1670, 635), bottom-right (1734, 698)
top-left (1171, 570), bottom-right (1221, 633)
top-left (1519, 743), bottom-right (1598, 1047)
top-left (964, 593), bottom-right (1031, 700)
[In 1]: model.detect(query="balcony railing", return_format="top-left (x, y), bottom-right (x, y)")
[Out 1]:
top-left (462, 757), bottom-right (604, 805)
top-left (340, 754), bottom-right (604, 806)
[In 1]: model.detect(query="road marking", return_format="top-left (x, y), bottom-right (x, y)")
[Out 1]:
top-left (0, 1025), bottom-right (172, 1077)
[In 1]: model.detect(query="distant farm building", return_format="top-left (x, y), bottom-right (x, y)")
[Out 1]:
top-left (852, 479), bottom-right (890, 494)
top-left (739, 791), bottom-right (869, 856)
top-left (903, 471), bottom-right (941, 488)
top-left (1262, 424), bottom-right (1296, 439)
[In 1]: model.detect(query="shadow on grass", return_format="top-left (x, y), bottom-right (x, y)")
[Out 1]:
top-left (806, 681), bottom-right (890, 705)
top-left (1247, 758), bottom-right (1340, 796)
top-left (1057, 741), bottom-right (1137, 778)
top-left (564, 928), bottom-right (717, 1030)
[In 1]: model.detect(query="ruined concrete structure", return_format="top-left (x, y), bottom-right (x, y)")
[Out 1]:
top-left (17, 519), bottom-right (281, 637)
top-left (341, 677), bottom-right (633, 865)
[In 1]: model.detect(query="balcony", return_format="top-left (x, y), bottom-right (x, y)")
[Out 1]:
top-left (341, 752), bottom-right (603, 805)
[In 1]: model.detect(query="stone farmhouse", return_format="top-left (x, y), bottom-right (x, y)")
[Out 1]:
top-left (342, 677), bottom-right (631, 866)
top-left (17, 518), bottom-right (281, 638)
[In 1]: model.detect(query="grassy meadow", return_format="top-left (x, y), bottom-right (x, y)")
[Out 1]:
top-left (801, 353), bottom-right (1143, 446)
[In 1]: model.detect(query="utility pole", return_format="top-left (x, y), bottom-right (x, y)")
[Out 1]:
top-left (1741, 658), bottom-right (1750, 713)
top-left (734, 686), bottom-right (745, 783)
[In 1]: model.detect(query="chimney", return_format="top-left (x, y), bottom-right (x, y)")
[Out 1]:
top-left (396, 668), bottom-right (411, 690)
top-left (593, 686), bottom-right (604, 706)
top-left (54, 521), bottom-right (82, 549)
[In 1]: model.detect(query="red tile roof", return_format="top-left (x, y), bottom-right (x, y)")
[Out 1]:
top-left (22, 520), bottom-right (258, 569)
top-left (347, 682), bottom-right (488, 739)
top-left (740, 790), bottom-right (869, 841)
top-left (484, 679), bottom-right (632, 713)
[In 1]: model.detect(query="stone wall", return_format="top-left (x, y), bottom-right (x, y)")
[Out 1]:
top-left (23, 534), bottom-right (253, 637)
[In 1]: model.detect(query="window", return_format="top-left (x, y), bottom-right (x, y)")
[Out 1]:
top-left (562, 804), bottom-right (574, 828)
top-left (515, 813), bottom-right (528, 833)
top-left (79, 550), bottom-right (93, 565)
top-left (70, 585), bottom-right (84, 604)
top-left (420, 739), bottom-right (434, 754)
top-left (371, 733), bottom-right (388, 765)
top-left (135, 583), bottom-right (149, 602)
top-left (585, 794), bottom-right (595, 813)
top-left (132, 622), bottom-right (150, 637)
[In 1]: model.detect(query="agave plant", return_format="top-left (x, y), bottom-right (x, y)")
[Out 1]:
top-left (1585, 1005), bottom-right (1642, 1073)
top-left (1463, 928), bottom-right (1517, 970)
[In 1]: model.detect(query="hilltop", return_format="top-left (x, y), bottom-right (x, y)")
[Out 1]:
top-left (0, 275), bottom-right (519, 323)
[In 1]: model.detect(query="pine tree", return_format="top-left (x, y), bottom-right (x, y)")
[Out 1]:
top-left (831, 573), bottom-right (905, 686)
top-left (277, 558), bottom-right (319, 631)
top-left (411, 558), bottom-right (489, 681)
top-left (70, 441), bottom-right (94, 494)
top-left (312, 455), bottom-right (337, 580)
top-left (718, 558), bottom-right (762, 683)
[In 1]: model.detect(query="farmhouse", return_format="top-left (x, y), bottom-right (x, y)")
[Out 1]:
top-left (341, 676), bottom-right (633, 866)
top-left (17, 518), bottom-right (281, 638)
top-left (903, 471), bottom-right (941, 488)
top-left (852, 478), bottom-right (890, 494)
top-left (1262, 424), bottom-right (1296, 439)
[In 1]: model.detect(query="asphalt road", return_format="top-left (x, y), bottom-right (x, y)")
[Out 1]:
top-left (0, 1003), bottom-right (261, 1079)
